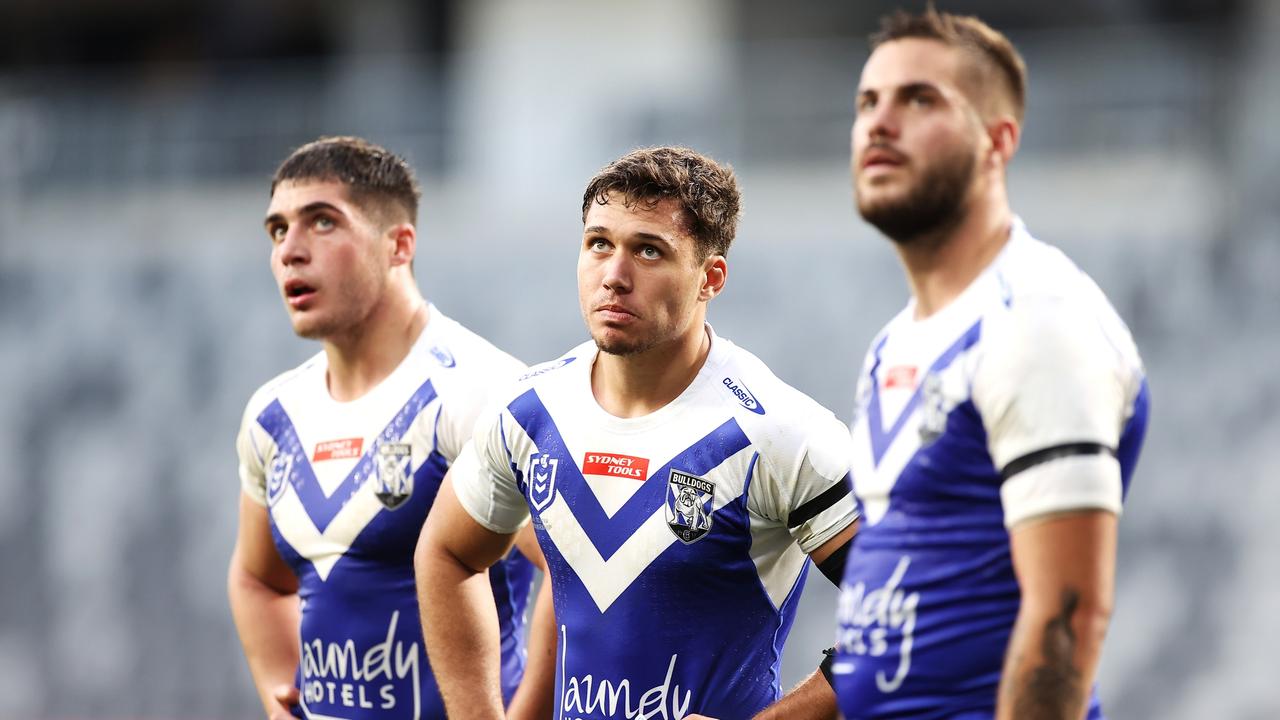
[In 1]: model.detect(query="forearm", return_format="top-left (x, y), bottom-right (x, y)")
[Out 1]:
top-left (752, 669), bottom-right (838, 720)
top-left (417, 541), bottom-right (506, 720)
top-left (996, 589), bottom-right (1110, 720)
top-left (228, 565), bottom-right (301, 715)
top-left (505, 577), bottom-right (557, 720)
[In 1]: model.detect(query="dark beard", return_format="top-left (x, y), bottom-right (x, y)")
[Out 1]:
top-left (857, 148), bottom-right (975, 245)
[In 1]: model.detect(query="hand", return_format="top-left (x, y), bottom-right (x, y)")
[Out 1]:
top-left (268, 683), bottom-right (300, 720)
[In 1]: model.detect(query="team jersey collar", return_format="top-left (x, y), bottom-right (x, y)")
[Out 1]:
top-left (308, 302), bottom-right (443, 410)
top-left (576, 323), bottom-right (727, 435)
top-left (898, 216), bottom-right (1029, 332)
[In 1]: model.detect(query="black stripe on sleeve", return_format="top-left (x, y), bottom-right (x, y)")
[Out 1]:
top-left (788, 474), bottom-right (852, 530)
top-left (1000, 442), bottom-right (1116, 482)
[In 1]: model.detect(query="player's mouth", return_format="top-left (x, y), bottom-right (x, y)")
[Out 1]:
top-left (284, 279), bottom-right (317, 309)
top-left (595, 303), bottom-right (638, 325)
top-left (860, 146), bottom-right (906, 174)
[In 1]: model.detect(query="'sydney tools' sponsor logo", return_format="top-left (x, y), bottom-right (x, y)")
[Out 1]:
top-left (583, 452), bottom-right (650, 481)
top-left (313, 437), bottom-right (363, 462)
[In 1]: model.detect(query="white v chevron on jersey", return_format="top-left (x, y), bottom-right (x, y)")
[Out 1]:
top-left (255, 379), bottom-right (439, 581)
top-left (508, 387), bottom-right (754, 612)
top-left (853, 320), bottom-right (982, 525)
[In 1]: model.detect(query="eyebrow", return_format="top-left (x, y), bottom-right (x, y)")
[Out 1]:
top-left (264, 201), bottom-right (345, 228)
top-left (584, 225), bottom-right (678, 250)
top-left (858, 81), bottom-right (943, 98)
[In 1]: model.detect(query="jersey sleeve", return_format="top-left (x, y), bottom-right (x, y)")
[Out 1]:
top-left (235, 403), bottom-right (269, 506)
top-left (750, 410), bottom-right (859, 554)
top-left (451, 401), bottom-right (530, 535)
top-left (974, 299), bottom-right (1132, 527)
top-left (434, 357), bottom-right (527, 464)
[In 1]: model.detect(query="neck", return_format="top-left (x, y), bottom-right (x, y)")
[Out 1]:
top-left (591, 322), bottom-right (711, 418)
top-left (895, 191), bottom-right (1012, 320)
top-left (323, 281), bottom-right (429, 402)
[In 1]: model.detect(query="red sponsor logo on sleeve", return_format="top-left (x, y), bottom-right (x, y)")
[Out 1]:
top-left (582, 452), bottom-right (650, 481)
top-left (312, 438), bottom-right (364, 462)
top-left (884, 365), bottom-right (918, 390)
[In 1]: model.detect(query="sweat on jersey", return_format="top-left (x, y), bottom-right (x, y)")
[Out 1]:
top-left (452, 326), bottom-right (859, 720)
top-left (834, 220), bottom-right (1150, 720)
top-left (236, 306), bottom-right (533, 720)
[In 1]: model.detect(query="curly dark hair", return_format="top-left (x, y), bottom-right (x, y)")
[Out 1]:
top-left (581, 146), bottom-right (741, 260)
top-left (872, 7), bottom-right (1027, 122)
top-left (270, 136), bottom-right (422, 224)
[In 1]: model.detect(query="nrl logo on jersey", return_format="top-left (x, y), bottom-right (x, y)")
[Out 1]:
top-left (267, 452), bottom-right (295, 507)
top-left (528, 453), bottom-right (559, 512)
top-left (666, 470), bottom-right (715, 544)
top-left (372, 443), bottom-right (413, 510)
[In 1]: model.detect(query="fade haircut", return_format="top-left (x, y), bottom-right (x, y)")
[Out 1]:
top-left (871, 7), bottom-right (1027, 123)
top-left (581, 146), bottom-right (741, 260)
top-left (271, 136), bottom-right (422, 225)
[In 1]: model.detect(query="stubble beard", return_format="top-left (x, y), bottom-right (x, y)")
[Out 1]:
top-left (593, 329), bottom-right (660, 357)
top-left (857, 147), bottom-right (976, 246)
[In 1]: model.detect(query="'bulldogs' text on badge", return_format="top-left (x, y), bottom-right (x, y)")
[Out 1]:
top-left (373, 443), bottom-right (413, 510)
top-left (666, 470), bottom-right (714, 544)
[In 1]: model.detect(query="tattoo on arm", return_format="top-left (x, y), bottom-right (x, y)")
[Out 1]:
top-left (1013, 588), bottom-right (1085, 720)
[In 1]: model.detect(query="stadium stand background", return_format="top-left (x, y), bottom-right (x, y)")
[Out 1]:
top-left (1, 0), bottom-right (1277, 717)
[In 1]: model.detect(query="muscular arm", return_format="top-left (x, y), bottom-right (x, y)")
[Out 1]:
top-left (505, 524), bottom-right (557, 720)
top-left (227, 491), bottom-right (302, 720)
top-left (415, 472), bottom-right (519, 720)
top-left (996, 510), bottom-right (1117, 720)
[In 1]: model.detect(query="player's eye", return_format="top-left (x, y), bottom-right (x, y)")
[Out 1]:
top-left (639, 245), bottom-right (662, 260)
top-left (313, 215), bottom-right (335, 231)
top-left (909, 93), bottom-right (935, 108)
top-left (588, 238), bottom-right (611, 253)
top-left (268, 224), bottom-right (287, 243)
top-left (856, 94), bottom-right (876, 113)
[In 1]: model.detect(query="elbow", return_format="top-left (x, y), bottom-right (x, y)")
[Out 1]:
top-left (1072, 597), bottom-right (1112, 650)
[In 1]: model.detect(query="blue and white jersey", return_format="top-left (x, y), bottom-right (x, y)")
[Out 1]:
top-left (452, 327), bottom-right (859, 720)
top-left (236, 306), bottom-right (533, 720)
top-left (833, 220), bottom-right (1150, 719)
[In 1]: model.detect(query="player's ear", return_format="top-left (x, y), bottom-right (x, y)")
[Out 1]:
top-left (699, 255), bottom-right (727, 301)
top-left (986, 115), bottom-right (1020, 170)
top-left (387, 223), bottom-right (416, 268)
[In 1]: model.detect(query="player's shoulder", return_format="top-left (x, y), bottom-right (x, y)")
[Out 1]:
top-left (491, 339), bottom-right (594, 408)
top-left (420, 307), bottom-right (527, 389)
top-left (983, 222), bottom-right (1142, 368)
top-left (241, 350), bottom-right (325, 419)
top-left (710, 333), bottom-right (847, 443)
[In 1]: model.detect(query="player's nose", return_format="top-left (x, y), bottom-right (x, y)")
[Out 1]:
top-left (277, 225), bottom-right (310, 266)
top-left (600, 253), bottom-right (633, 293)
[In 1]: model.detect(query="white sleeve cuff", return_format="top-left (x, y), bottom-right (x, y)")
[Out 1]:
top-left (1001, 452), bottom-right (1122, 528)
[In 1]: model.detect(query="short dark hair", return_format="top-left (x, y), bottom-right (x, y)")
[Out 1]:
top-left (581, 146), bottom-right (741, 260)
top-left (271, 136), bottom-right (422, 225)
top-left (871, 7), bottom-right (1027, 122)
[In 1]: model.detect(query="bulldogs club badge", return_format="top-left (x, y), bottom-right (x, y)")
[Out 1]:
top-left (528, 453), bottom-right (559, 512)
top-left (666, 470), bottom-right (714, 544)
top-left (373, 443), bottom-right (413, 510)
